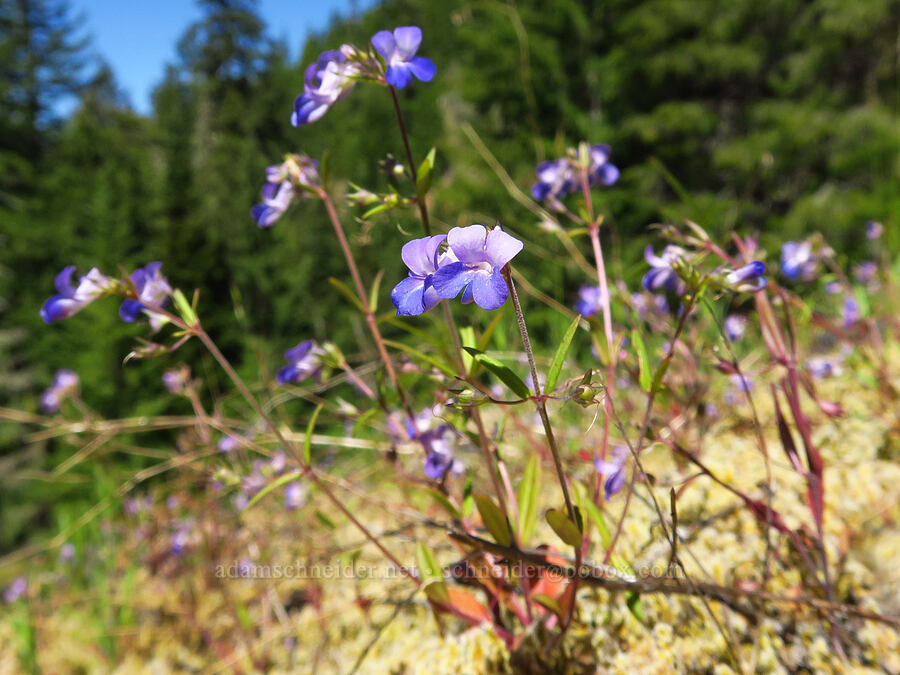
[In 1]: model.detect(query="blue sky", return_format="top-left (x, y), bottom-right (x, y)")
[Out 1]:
top-left (72, 0), bottom-right (377, 115)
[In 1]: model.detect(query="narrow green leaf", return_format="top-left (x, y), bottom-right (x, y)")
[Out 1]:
top-left (581, 494), bottom-right (612, 550)
top-left (172, 289), bottom-right (196, 325)
top-left (546, 313), bottom-right (581, 393)
top-left (383, 339), bottom-right (456, 377)
top-left (417, 541), bottom-right (449, 604)
top-left (426, 488), bottom-right (461, 520)
top-left (463, 347), bottom-right (531, 399)
top-left (631, 329), bottom-right (652, 393)
top-left (242, 471), bottom-right (303, 513)
top-left (626, 591), bottom-right (645, 622)
top-left (328, 277), bottom-right (364, 313)
top-left (459, 325), bottom-right (476, 374)
top-left (462, 477), bottom-right (474, 517)
top-left (474, 493), bottom-right (512, 547)
top-left (546, 508), bottom-right (582, 548)
top-left (368, 269), bottom-right (384, 314)
top-left (416, 147), bottom-right (436, 201)
top-left (304, 402), bottom-right (325, 465)
top-left (517, 455), bottom-right (541, 544)
top-left (315, 510), bottom-right (336, 530)
top-left (362, 202), bottom-right (393, 219)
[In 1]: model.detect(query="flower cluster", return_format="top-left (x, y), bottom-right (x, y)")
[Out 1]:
top-left (291, 26), bottom-right (434, 127)
top-left (780, 240), bottom-right (818, 281)
top-left (398, 408), bottom-right (462, 480)
top-left (40, 369), bottom-right (79, 413)
top-left (391, 224), bottom-right (524, 316)
top-left (251, 154), bottom-right (320, 228)
top-left (642, 245), bottom-right (688, 295)
top-left (531, 144), bottom-right (619, 205)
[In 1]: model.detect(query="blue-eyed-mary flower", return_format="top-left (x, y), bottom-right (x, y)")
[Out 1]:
top-left (724, 261), bottom-right (767, 293)
top-left (587, 144), bottom-right (620, 187)
top-left (252, 180), bottom-right (294, 228)
top-left (595, 446), bottom-right (628, 501)
top-left (780, 241), bottom-right (816, 281)
top-left (432, 225), bottom-right (524, 310)
top-left (119, 262), bottom-right (172, 332)
top-left (371, 26), bottom-right (436, 89)
top-left (40, 369), bottom-right (79, 413)
top-left (390, 234), bottom-right (447, 316)
top-left (574, 285), bottom-right (602, 317)
top-left (642, 245), bottom-right (688, 295)
top-left (292, 47), bottom-right (361, 126)
top-left (866, 221), bottom-right (883, 240)
top-left (252, 154), bottom-right (320, 227)
top-left (277, 340), bottom-right (324, 385)
top-left (724, 314), bottom-right (747, 342)
top-left (41, 266), bottom-right (116, 323)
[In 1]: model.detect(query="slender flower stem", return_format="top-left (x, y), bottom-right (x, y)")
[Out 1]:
top-left (501, 265), bottom-right (575, 523)
top-left (389, 85), bottom-right (431, 235)
top-left (319, 189), bottom-right (415, 422)
top-left (193, 326), bottom-right (416, 582)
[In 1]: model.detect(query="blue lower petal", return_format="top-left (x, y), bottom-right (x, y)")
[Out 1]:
top-left (119, 300), bottom-right (144, 323)
top-left (391, 276), bottom-right (427, 316)
top-left (471, 269), bottom-right (508, 310)
top-left (432, 263), bottom-right (478, 300)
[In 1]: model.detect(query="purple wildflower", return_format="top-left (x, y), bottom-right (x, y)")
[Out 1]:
top-left (171, 525), bottom-right (191, 554)
top-left (865, 221), bottom-right (883, 240)
top-left (251, 154), bottom-right (320, 227)
top-left (824, 280), bottom-right (841, 295)
top-left (432, 225), bottom-right (524, 310)
top-left (642, 245), bottom-right (688, 295)
top-left (284, 481), bottom-right (306, 510)
top-left (842, 294), bottom-right (860, 327)
top-left (119, 262), bottom-right (172, 331)
top-left (292, 47), bottom-right (359, 126)
top-left (781, 241), bottom-right (816, 281)
top-left (853, 261), bottom-right (878, 286)
top-left (41, 266), bottom-right (116, 323)
top-left (405, 408), bottom-right (462, 480)
top-left (587, 144), bottom-right (620, 187)
top-left (371, 26), bottom-right (436, 89)
top-left (724, 314), bottom-right (747, 342)
top-left (595, 446), bottom-right (628, 501)
top-left (3, 577), bottom-right (26, 603)
top-left (531, 158), bottom-right (574, 203)
top-left (252, 180), bottom-right (294, 228)
top-left (390, 234), bottom-right (448, 316)
top-left (59, 543), bottom-right (75, 563)
top-left (40, 369), bottom-right (79, 413)
top-left (162, 366), bottom-right (189, 394)
top-left (806, 356), bottom-right (842, 380)
top-left (575, 285), bottom-right (603, 317)
top-left (631, 291), bottom-right (668, 319)
top-left (724, 261), bottom-right (767, 293)
top-left (277, 340), bottom-right (324, 385)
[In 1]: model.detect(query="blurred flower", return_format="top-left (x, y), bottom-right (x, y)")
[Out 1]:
top-left (806, 356), bottom-right (843, 380)
top-left (724, 261), bottom-right (767, 293)
top-left (284, 481), bottom-right (306, 510)
top-left (631, 291), bottom-right (668, 319)
top-left (277, 340), bottom-right (324, 385)
top-left (405, 408), bottom-right (462, 480)
top-left (531, 158), bottom-right (574, 203)
top-left (842, 294), bottom-right (860, 327)
top-left (865, 221), bottom-right (883, 240)
top-left (41, 266), bottom-right (116, 323)
top-left (270, 450), bottom-right (287, 474)
top-left (119, 262), bottom-right (172, 332)
top-left (587, 144), bottom-right (620, 187)
top-left (3, 577), bottom-right (26, 603)
top-left (166, 496), bottom-right (179, 510)
top-left (724, 314), bottom-right (747, 342)
top-left (595, 446), bottom-right (628, 501)
top-left (252, 154), bottom-right (320, 227)
top-left (40, 369), bottom-right (79, 413)
top-left (575, 285), bottom-right (602, 317)
top-left (59, 543), bottom-right (75, 563)
top-left (391, 234), bottom-right (448, 316)
top-left (162, 366), bottom-right (190, 394)
top-left (853, 261), bottom-right (878, 287)
top-left (292, 47), bottom-right (360, 126)
top-left (824, 280), bottom-right (841, 294)
top-left (218, 434), bottom-right (239, 453)
top-left (171, 524), bottom-right (191, 554)
top-left (432, 225), bottom-right (523, 310)
top-left (371, 26), bottom-right (436, 89)
top-left (642, 245), bottom-right (687, 295)
top-left (780, 241), bottom-right (816, 281)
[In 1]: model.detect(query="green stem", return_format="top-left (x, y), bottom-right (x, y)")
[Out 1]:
top-left (389, 85), bottom-right (431, 236)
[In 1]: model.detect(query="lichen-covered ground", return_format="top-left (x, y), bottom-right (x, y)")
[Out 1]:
top-left (1, 369), bottom-right (899, 674)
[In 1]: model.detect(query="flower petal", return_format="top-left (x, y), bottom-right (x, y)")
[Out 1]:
top-left (370, 30), bottom-right (395, 60)
top-left (446, 225), bottom-right (487, 264)
top-left (391, 276), bottom-right (428, 316)
top-left (54, 266), bottom-right (76, 296)
top-left (407, 56), bottom-right (435, 82)
top-left (392, 26), bottom-right (423, 59)
top-left (432, 262), bottom-right (478, 299)
top-left (471, 269), bottom-right (509, 310)
top-left (401, 235), bottom-right (445, 277)
top-left (385, 64), bottom-right (413, 89)
top-left (484, 226), bottom-right (523, 268)
top-left (119, 299), bottom-right (143, 323)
